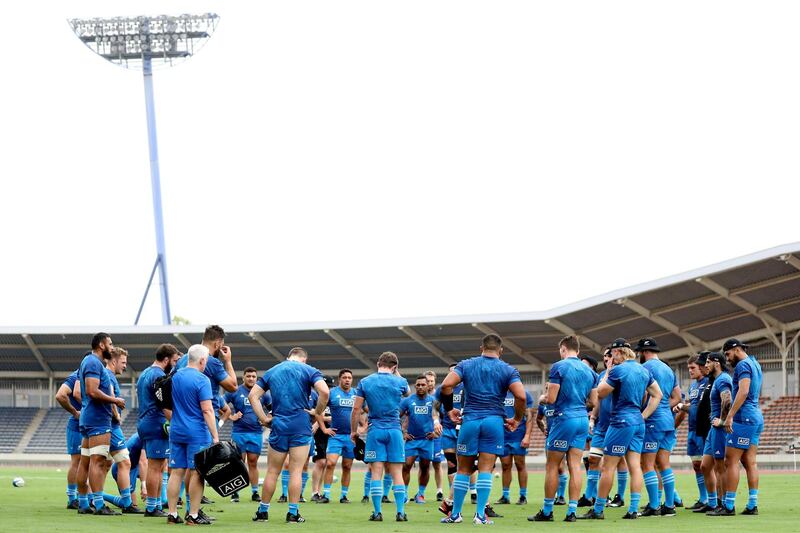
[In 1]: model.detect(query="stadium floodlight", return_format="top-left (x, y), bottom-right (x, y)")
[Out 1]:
top-left (69, 14), bottom-right (220, 325)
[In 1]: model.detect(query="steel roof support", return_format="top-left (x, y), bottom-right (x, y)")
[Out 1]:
top-left (21, 334), bottom-right (52, 377)
top-left (324, 329), bottom-right (373, 369)
top-left (397, 326), bottom-right (454, 365)
top-left (247, 332), bottom-right (287, 363)
top-left (472, 323), bottom-right (544, 370)
top-left (616, 298), bottom-right (706, 352)
top-left (542, 319), bottom-right (605, 356)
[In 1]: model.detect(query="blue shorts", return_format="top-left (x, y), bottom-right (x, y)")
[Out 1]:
top-left (144, 437), bottom-right (170, 459)
top-left (80, 424), bottom-right (111, 438)
top-left (169, 441), bottom-right (210, 470)
top-left (686, 430), bottom-right (705, 458)
top-left (365, 428), bottom-right (405, 463)
top-left (726, 422), bottom-right (762, 450)
top-left (110, 426), bottom-right (127, 453)
top-left (405, 438), bottom-right (434, 461)
top-left (603, 423), bottom-right (645, 456)
top-left (432, 437), bottom-right (443, 462)
top-left (546, 417), bottom-right (589, 452)
top-left (752, 421), bottom-right (764, 446)
top-left (326, 433), bottom-right (355, 459)
top-left (67, 425), bottom-right (82, 455)
top-left (441, 427), bottom-right (458, 450)
top-left (458, 417), bottom-right (504, 456)
top-left (643, 427), bottom-right (676, 453)
top-left (232, 432), bottom-right (264, 455)
top-left (703, 427), bottom-right (726, 459)
top-left (269, 432), bottom-right (312, 454)
top-left (590, 428), bottom-right (606, 450)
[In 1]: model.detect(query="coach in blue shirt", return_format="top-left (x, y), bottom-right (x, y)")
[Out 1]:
top-left (166, 344), bottom-right (219, 525)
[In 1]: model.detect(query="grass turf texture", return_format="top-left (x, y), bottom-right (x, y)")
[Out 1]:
top-left (0, 467), bottom-right (797, 532)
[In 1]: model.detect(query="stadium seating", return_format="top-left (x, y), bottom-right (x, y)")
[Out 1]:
top-left (0, 407), bottom-right (40, 453)
top-left (25, 408), bottom-right (72, 453)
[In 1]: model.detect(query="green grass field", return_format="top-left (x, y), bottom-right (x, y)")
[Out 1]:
top-left (1, 467), bottom-right (798, 532)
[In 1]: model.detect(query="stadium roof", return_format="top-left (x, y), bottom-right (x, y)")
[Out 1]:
top-left (2, 242), bottom-right (800, 379)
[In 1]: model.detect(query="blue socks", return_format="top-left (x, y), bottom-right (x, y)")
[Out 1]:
top-left (91, 492), bottom-right (105, 510)
top-left (593, 496), bottom-right (607, 515)
top-left (161, 472), bottom-right (168, 504)
top-left (724, 491), bottom-right (736, 511)
top-left (258, 502), bottom-right (269, 513)
top-left (288, 503), bottom-right (299, 516)
top-left (586, 470), bottom-right (600, 500)
top-left (661, 468), bottom-right (675, 508)
top-left (323, 483), bottom-right (331, 498)
top-left (67, 483), bottom-right (78, 503)
top-left (364, 471), bottom-right (372, 498)
top-left (747, 489), bottom-right (758, 510)
top-left (451, 473), bottom-right (470, 517)
top-left (370, 480), bottom-right (383, 514)
top-left (475, 473), bottom-right (492, 519)
top-left (520, 487), bottom-right (527, 499)
top-left (252, 484), bottom-right (259, 495)
top-left (301, 472), bottom-right (309, 496)
top-left (103, 487), bottom-right (131, 508)
top-left (568, 499), bottom-right (578, 516)
top-left (643, 470), bottom-right (659, 509)
top-left (502, 486), bottom-right (510, 499)
top-left (78, 493), bottom-right (90, 510)
top-left (543, 497), bottom-right (555, 516)
top-left (146, 496), bottom-right (158, 512)
top-left (383, 474), bottom-right (392, 498)
top-left (617, 470), bottom-right (628, 496)
top-left (281, 470), bottom-right (289, 497)
top-left (418, 483), bottom-right (426, 496)
top-left (557, 473), bottom-right (568, 498)
top-left (695, 473), bottom-right (707, 503)
top-left (628, 492), bottom-right (641, 515)
top-left (393, 485), bottom-right (406, 515)
top-left (342, 485), bottom-right (349, 498)
top-left (708, 492), bottom-right (718, 508)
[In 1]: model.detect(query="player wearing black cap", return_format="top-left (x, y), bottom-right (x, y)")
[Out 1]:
top-left (720, 339), bottom-right (763, 516)
top-left (698, 352), bottom-right (731, 515)
top-left (674, 352), bottom-right (711, 509)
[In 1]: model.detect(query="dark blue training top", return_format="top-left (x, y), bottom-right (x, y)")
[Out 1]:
top-left (455, 355), bottom-right (521, 422)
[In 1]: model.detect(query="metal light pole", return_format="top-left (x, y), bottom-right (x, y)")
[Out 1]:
top-left (69, 14), bottom-right (219, 325)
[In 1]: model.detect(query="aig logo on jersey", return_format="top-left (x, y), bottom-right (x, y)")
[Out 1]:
top-left (689, 389), bottom-right (698, 399)
top-left (414, 406), bottom-right (429, 415)
top-left (457, 444), bottom-right (467, 453)
top-left (339, 398), bottom-right (355, 408)
top-left (644, 442), bottom-right (657, 451)
top-left (365, 450), bottom-right (377, 460)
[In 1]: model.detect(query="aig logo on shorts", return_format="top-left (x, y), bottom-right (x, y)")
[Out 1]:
top-left (644, 442), bottom-right (657, 451)
top-left (545, 409), bottom-right (555, 417)
top-left (414, 406), bottom-right (429, 414)
top-left (339, 398), bottom-right (355, 407)
top-left (553, 440), bottom-right (567, 449)
top-left (457, 444), bottom-right (467, 453)
top-left (737, 437), bottom-right (750, 446)
top-left (365, 450), bottom-right (377, 460)
top-left (612, 445), bottom-right (626, 454)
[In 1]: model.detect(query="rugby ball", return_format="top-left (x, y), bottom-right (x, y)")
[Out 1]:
top-left (12, 477), bottom-right (25, 487)
top-left (333, 475), bottom-right (339, 483)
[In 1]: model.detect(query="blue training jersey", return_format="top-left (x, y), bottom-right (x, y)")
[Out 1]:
top-left (710, 371), bottom-right (733, 419)
top-left (595, 370), bottom-right (613, 433)
top-left (136, 364), bottom-right (167, 440)
top-left (549, 356), bottom-right (597, 419)
top-left (400, 394), bottom-right (436, 439)
top-left (642, 358), bottom-right (677, 432)
top-left (224, 385), bottom-right (272, 434)
top-left (455, 355), bottom-right (521, 421)
top-left (328, 386), bottom-right (357, 433)
top-left (503, 390), bottom-right (534, 439)
top-left (176, 354), bottom-right (230, 411)
top-left (78, 354), bottom-right (113, 428)
top-left (434, 383), bottom-right (464, 430)
top-left (106, 369), bottom-right (122, 427)
top-left (606, 360), bottom-right (654, 427)
top-left (62, 370), bottom-right (82, 431)
top-left (733, 356), bottom-right (763, 425)
top-left (257, 360), bottom-right (324, 436)
top-left (356, 372), bottom-right (409, 430)
top-left (687, 376), bottom-right (708, 431)
top-left (170, 367), bottom-right (213, 444)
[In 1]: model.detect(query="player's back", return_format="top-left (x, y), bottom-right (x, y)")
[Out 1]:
top-left (357, 372), bottom-right (408, 430)
top-left (549, 357), bottom-right (595, 418)
top-left (642, 358), bottom-right (676, 429)
top-left (709, 371), bottom-right (733, 418)
top-left (435, 383), bottom-right (463, 430)
top-left (258, 360), bottom-right (322, 435)
top-left (607, 360), bottom-right (652, 426)
top-left (456, 355), bottom-right (520, 421)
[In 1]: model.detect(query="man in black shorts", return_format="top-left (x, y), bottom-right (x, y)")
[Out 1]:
top-left (310, 376), bottom-right (335, 501)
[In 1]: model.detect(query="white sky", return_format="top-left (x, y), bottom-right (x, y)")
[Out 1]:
top-left (1, 1), bottom-right (798, 328)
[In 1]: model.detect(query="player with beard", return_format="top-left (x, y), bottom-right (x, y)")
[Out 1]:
top-left (674, 352), bottom-right (711, 509)
top-left (696, 352), bottom-right (731, 515)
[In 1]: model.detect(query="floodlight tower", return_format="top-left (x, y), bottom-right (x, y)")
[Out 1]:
top-left (69, 14), bottom-right (220, 325)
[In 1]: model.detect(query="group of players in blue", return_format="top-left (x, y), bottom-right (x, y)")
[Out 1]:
top-left (57, 326), bottom-right (764, 525)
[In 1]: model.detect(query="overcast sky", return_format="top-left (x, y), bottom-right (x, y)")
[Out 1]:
top-left (1, 1), bottom-right (798, 328)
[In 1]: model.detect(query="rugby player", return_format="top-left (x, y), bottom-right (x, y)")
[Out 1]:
top-left (440, 334), bottom-right (527, 525)
top-left (76, 332), bottom-right (125, 515)
top-left (55, 367), bottom-right (83, 509)
top-left (434, 362), bottom-right (463, 509)
top-left (424, 370), bottom-right (445, 501)
top-left (530, 335), bottom-right (597, 523)
top-left (719, 339), bottom-right (763, 516)
top-left (136, 343), bottom-right (181, 516)
top-left (582, 339), bottom-right (662, 520)
top-left (319, 369), bottom-right (358, 503)
top-left (674, 352), bottom-right (710, 509)
top-left (224, 367), bottom-right (272, 503)
top-left (636, 337), bottom-right (681, 517)
top-left (696, 351), bottom-right (731, 514)
top-left (350, 351), bottom-right (410, 522)
top-left (536, 397), bottom-right (568, 506)
top-left (250, 347), bottom-right (329, 523)
top-left (309, 376), bottom-right (335, 502)
top-left (496, 385), bottom-right (534, 505)
top-left (105, 432), bottom-right (146, 510)
top-left (400, 375), bottom-right (442, 504)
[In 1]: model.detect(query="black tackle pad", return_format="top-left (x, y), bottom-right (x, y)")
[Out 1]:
top-left (194, 441), bottom-right (250, 497)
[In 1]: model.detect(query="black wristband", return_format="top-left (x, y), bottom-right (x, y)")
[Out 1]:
top-left (441, 391), bottom-right (454, 412)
